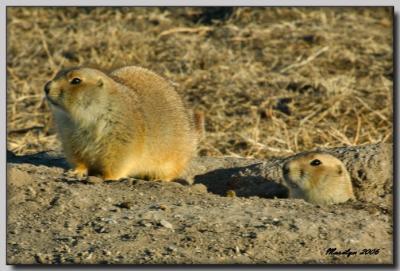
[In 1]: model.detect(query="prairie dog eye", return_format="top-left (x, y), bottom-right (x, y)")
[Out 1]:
top-left (70, 78), bottom-right (82, 85)
top-left (310, 159), bottom-right (322, 166)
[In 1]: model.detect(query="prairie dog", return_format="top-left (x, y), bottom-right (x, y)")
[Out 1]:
top-left (44, 66), bottom-right (198, 181)
top-left (282, 152), bottom-right (355, 205)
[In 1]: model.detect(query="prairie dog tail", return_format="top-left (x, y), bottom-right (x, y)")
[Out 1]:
top-left (193, 110), bottom-right (205, 140)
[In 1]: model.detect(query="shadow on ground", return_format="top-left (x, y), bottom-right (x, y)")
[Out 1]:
top-left (7, 150), bottom-right (69, 169)
top-left (194, 166), bottom-right (288, 198)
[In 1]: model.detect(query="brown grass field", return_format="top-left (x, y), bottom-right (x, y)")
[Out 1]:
top-left (7, 7), bottom-right (393, 159)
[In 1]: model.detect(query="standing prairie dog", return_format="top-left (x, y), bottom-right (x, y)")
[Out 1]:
top-left (44, 66), bottom-right (198, 181)
top-left (282, 152), bottom-right (355, 205)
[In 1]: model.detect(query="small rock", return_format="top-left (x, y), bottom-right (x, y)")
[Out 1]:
top-left (254, 222), bottom-right (266, 228)
top-left (150, 204), bottom-right (168, 211)
top-left (345, 238), bottom-right (359, 244)
top-left (140, 211), bottom-right (161, 220)
top-left (144, 248), bottom-right (155, 256)
top-left (272, 218), bottom-right (282, 226)
top-left (101, 217), bottom-right (116, 224)
top-left (94, 226), bottom-right (109, 233)
top-left (109, 208), bottom-right (120, 212)
top-left (235, 246), bottom-right (240, 254)
top-left (118, 177), bottom-right (130, 183)
top-left (25, 186), bottom-right (37, 197)
top-left (49, 196), bottom-right (60, 207)
top-left (159, 219), bottom-right (173, 229)
top-left (242, 232), bottom-right (257, 239)
top-left (289, 223), bottom-right (299, 231)
top-left (139, 220), bottom-right (153, 227)
top-left (226, 190), bottom-right (236, 197)
top-left (174, 178), bottom-right (192, 185)
top-left (121, 234), bottom-right (133, 241)
top-left (116, 201), bottom-right (134, 209)
top-left (87, 176), bottom-right (103, 184)
top-left (166, 245), bottom-right (177, 252)
top-left (34, 253), bottom-right (50, 264)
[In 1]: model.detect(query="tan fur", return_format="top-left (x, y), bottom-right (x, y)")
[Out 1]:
top-left (282, 152), bottom-right (355, 205)
top-left (193, 110), bottom-right (205, 140)
top-left (45, 66), bottom-right (198, 181)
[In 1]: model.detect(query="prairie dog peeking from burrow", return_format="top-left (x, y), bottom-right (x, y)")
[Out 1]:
top-left (282, 152), bottom-right (355, 205)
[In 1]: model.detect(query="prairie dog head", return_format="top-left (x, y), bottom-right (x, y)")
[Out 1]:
top-left (282, 152), bottom-right (355, 205)
top-left (44, 67), bottom-right (110, 120)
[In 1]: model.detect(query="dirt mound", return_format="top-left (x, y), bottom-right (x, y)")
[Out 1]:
top-left (7, 144), bottom-right (393, 264)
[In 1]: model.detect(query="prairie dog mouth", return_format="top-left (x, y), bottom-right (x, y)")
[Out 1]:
top-left (45, 95), bottom-right (64, 110)
top-left (286, 179), bottom-right (300, 190)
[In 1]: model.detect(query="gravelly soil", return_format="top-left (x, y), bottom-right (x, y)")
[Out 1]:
top-left (7, 145), bottom-right (393, 264)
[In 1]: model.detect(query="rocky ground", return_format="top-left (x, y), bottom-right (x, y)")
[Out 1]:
top-left (6, 144), bottom-right (393, 264)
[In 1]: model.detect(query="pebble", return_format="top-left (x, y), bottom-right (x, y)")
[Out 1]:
top-left (25, 186), bottom-right (37, 197)
top-left (116, 201), bottom-right (134, 209)
top-left (345, 238), bottom-right (359, 244)
top-left (95, 226), bottom-right (109, 233)
top-left (235, 246), bottom-right (240, 254)
top-left (254, 222), bottom-right (266, 228)
top-left (159, 219), bottom-right (173, 229)
top-left (242, 232), bottom-right (257, 239)
top-left (87, 176), bottom-right (103, 184)
top-left (120, 234), bottom-right (132, 241)
top-left (166, 245), bottom-right (177, 252)
top-left (139, 220), bottom-right (153, 227)
top-left (144, 248), bottom-right (155, 256)
top-left (34, 253), bottom-right (49, 264)
top-left (109, 208), bottom-right (120, 213)
top-left (141, 211), bottom-right (160, 220)
top-left (174, 178), bottom-right (192, 185)
top-left (272, 218), bottom-right (282, 226)
top-left (191, 184), bottom-right (208, 193)
top-left (101, 218), bottom-right (116, 224)
top-left (226, 190), bottom-right (237, 197)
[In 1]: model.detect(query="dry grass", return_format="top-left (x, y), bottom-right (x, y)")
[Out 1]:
top-left (6, 7), bottom-right (393, 158)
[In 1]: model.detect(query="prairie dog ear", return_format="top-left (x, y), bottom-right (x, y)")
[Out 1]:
top-left (336, 165), bottom-right (343, 175)
top-left (97, 78), bottom-right (104, 87)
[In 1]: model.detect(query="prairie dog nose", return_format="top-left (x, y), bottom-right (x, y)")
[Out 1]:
top-left (282, 162), bottom-right (290, 176)
top-left (44, 81), bottom-right (52, 95)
